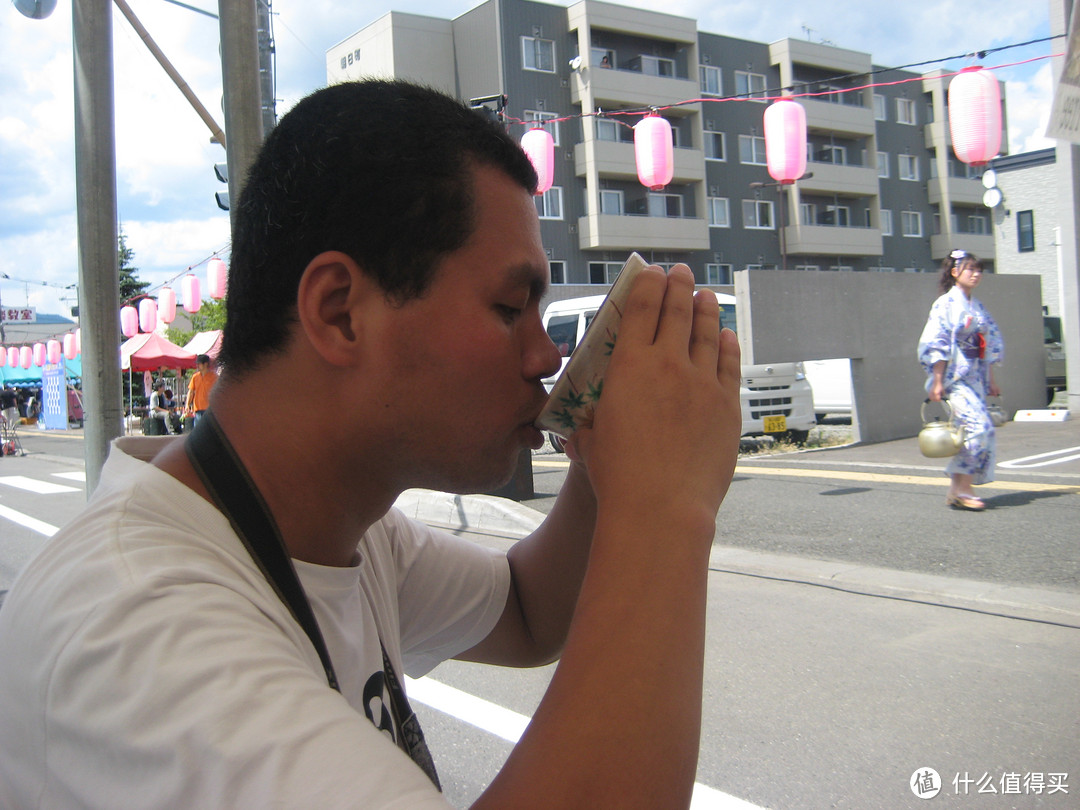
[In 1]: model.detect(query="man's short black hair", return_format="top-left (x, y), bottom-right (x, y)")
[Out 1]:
top-left (218, 80), bottom-right (538, 377)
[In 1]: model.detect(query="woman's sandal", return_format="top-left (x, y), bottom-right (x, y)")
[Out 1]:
top-left (947, 494), bottom-right (986, 511)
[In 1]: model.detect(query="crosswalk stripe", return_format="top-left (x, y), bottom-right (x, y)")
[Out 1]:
top-left (0, 503), bottom-right (58, 536)
top-left (0, 476), bottom-right (80, 495)
top-left (405, 676), bottom-right (765, 809)
top-left (52, 471), bottom-right (87, 482)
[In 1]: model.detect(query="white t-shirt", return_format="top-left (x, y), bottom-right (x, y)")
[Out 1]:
top-left (0, 437), bottom-right (511, 809)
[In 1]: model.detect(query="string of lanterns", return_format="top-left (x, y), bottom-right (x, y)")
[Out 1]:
top-left (0, 257), bottom-right (228, 371)
top-left (119, 256), bottom-right (227, 338)
top-left (519, 58), bottom-right (1011, 195)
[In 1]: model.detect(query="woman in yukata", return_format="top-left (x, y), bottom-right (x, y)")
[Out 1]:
top-left (917, 249), bottom-right (1005, 511)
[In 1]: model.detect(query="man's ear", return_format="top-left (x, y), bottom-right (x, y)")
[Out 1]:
top-left (295, 251), bottom-right (379, 367)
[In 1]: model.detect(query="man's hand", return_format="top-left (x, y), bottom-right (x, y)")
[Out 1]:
top-left (567, 264), bottom-right (742, 526)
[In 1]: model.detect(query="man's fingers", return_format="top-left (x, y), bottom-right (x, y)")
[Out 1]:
top-left (688, 289), bottom-right (720, 370)
top-left (653, 265), bottom-right (696, 350)
top-left (615, 267), bottom-right (667, 348)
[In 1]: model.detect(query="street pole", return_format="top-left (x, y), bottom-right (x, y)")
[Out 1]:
top-left (73, 0), bottom-right (123, 494)
top-left (218, 0), bottom-right (264, 234)
top-left (779, 184), bottom-right (788, 271)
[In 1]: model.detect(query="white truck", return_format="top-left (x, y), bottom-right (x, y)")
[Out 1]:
top-left (542, 293), bottom-right (817, 445)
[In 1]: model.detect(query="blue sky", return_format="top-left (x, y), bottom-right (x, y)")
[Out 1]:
top-left (0, 0), bottom-right (1059, 320)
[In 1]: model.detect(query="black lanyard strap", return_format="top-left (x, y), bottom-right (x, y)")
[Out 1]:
top-left (185, 411), bottom-right (440, 789)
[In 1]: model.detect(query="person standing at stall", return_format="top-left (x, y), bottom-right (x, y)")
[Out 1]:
top-left (917, 249), bottom-right (1004, 511)
top-left (185, 354), bottom-right (217, 427)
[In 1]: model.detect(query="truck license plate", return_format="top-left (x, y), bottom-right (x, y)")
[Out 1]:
top-left (763, 415), bottom-right (786, 433)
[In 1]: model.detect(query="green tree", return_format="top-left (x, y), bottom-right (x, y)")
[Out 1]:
top-left (166, 297), bottom-right (227, 349)
top-left (118, 228), bottom-right (149, 303)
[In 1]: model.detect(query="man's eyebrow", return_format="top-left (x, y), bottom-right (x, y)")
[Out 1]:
top-left (506, 262), bottom-right (549, 299)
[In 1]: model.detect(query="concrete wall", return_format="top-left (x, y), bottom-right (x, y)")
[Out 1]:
top-left (734, 270), bottom-right (1046, 444)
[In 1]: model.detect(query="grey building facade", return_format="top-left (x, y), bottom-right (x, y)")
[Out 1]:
top-left (327, 0), bottom-right (1005, 301)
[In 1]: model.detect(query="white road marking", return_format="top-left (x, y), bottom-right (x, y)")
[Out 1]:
top-left (999, 445), bottom-right (1080, 469)
top-left (0, 476), bottom-right (80, 494)
top-left (405, 676), bottom-right (766, 808)
top-left (52, 471), bottom-right (86, 482)
top-left (0, 503), bottom-right (59, 536)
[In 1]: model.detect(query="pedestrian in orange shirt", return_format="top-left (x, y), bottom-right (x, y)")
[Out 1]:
top-left (185, 354), bottom-right (218, 427)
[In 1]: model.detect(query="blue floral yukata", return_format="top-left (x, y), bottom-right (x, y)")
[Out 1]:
top-left (917, 286), bottom-right (1004, 484)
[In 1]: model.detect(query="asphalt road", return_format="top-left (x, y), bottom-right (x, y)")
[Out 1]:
top-left (1, 420), bottom-right (1077, 808)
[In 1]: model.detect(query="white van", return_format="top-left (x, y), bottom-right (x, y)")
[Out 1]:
top-left (542, 293), bottom-right (817, 443)
top-left (803, 358), bottom-right (853, 419)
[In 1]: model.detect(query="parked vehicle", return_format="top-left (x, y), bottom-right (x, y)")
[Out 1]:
top-left (541, 293), bottom-right (817, 445)
top-left (804, 358), bottom-right (853, 420)
top-left (1045, 315), bottom-right (1066, 405)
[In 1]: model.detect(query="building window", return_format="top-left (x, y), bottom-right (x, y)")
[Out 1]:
top-left (738, 134), bottom-right (767, 165)
top-left (877, 151), bottom-right (890, 178)
top-left (589, 261), bottom-right (624, 284)
top-left (705, 263), bottom-right (733, 284)
top-left (896, 97), bottom-right (917, 125)
top-left (535, 186), bottom-right (562, 219)
top-left (591, 47), bottom-right (614, 68)
top-left (743, 199), bottom-right (774, 229)
top-left (521, 36), bottom-right (555, 72)
top-left (700, 65), bottom-right (722, 95)
top-left (880, 209), bottom-right (893, 236)
top-left (735, 70), bottom-right (768, 100)
top-left (794, 264), bottom-right (821, 271)
top-left (800, 203), bottom-right (816, 225)
top-left (899, 154), bottom-right (919, 181)
top-left (968, 214), bottom-right (989, 235)
top-left (599, 189), bottom-right (623, 215)
top-left (901, 210), bottom-right (923, 237)
top-left (639, 55), bottom-right (675, 76)
top-left (812, 144), bottom-right (846, 165)
top-left (823, 205), bottom-right (850, 226)
top-left (524, 110), bottom-right (560, 145)
top-left (873, 93), bottom-right (887, 121)
top-left (1017, 209), bottom-right (1035, 252)
top-left (704, 130), bottom-right (726, 161)
top-left (596, 117), bottom-right (620, 142)
top-left (648, 192), bottom-right (683, 218)
top-left (549, 261), bottom-right (566, 285)
top-left (708, 197), bottom-right (730, 227)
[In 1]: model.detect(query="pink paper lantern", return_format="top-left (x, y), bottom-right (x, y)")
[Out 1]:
top-left (634, 113), bottom-right (673, 191)
top-left (0, 346), bottom-right (6, 368)
top-left (20, 346), bottom-right (32, 369)
top-left (158, 286), bottom-right (177, 324)
top-left (207, 257), bottom-right (228, 299)
top-left (948, 67), bottom-right (1002, 167)
top-left (520, 128), bottom-right (555, 195)
top-left (763, 99), bottom-right (807, 184)
top-left (139, 297), bottom-right (157, 333)
top-left (120, 305), bottom-right (139, 337)
top-left (7, 347), bottom-right (18, 367)
top-left (47, 339), bottom-right (61, 365)
top-left (63, 333), bottom-right (78, 360)
top-left (32, 343), bottom-right (46, 367)
top-left (183, 274), bottom-right (202, 313)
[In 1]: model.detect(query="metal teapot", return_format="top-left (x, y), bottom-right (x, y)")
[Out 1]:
top-left (919, 399), bottom-right (965, 458)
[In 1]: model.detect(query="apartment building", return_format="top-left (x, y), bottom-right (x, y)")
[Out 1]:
top-left (327, 0), bottom-right (1005, 297)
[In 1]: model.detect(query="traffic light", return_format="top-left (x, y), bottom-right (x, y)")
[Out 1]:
top-left (214, 162), bottom-right (229, 211)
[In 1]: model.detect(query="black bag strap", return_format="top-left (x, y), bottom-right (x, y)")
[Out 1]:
top-left (185, 412), bottom-right (440, 789)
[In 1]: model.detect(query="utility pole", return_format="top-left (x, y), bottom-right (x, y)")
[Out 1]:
top-left (73, 0), bottom-right (123, 494)
top-left (218, 0), bottom-right (265, 233)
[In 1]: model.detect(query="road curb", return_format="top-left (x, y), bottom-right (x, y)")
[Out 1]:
top-left (397, 489), bottom-right (1080, 628)
top-left (707, 546), bottom-right (1080, 628)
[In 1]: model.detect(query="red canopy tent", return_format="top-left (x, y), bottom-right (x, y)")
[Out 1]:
top-left (121, 332), bottom-right (198, 372)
